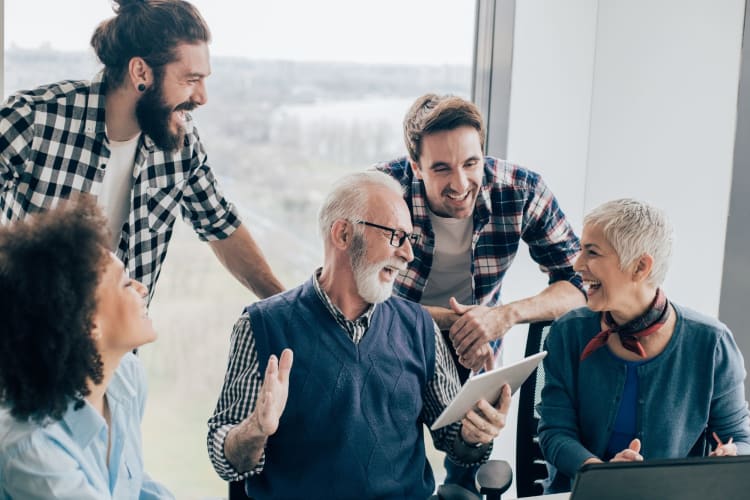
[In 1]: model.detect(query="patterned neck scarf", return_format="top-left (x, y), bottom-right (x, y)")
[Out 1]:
top-left (580, 288), bottom-right (670, 361)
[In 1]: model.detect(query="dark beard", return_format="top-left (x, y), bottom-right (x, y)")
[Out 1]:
top-left (135, 82), bottom-right (193, 152)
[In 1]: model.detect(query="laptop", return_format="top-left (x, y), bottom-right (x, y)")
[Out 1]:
top-left (570, 456), bottom-right (750, 500)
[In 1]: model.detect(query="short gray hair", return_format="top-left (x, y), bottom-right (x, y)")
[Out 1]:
top-left (584, 198), bottom-right (673, 286)
top-left (318, 171), bottom-right (405, 241)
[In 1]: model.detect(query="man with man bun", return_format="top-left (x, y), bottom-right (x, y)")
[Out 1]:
top-left (0, 0), bottom-right (283, 303)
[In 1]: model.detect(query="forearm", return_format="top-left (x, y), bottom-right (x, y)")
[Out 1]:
top-left (207, 314), bottom-right (264, 481)
top-left (224, 414), bottom-right (269, 474)
top-left (424, 305), bottom-right (460, 331)
top-left (501, 281), bottom-right (585, 325)
top-left (537, 327), bottom-right (597, 478)
top-left (709, 385), bottom-right (750, 454)
top-left (450, 425), bottom-right (493, 465)
top-left (209, 224), bottom-right (285, 299)
top-left (540, 430), bottom-right (597, 478)
top-left (429, 421), bottom-right (491, 467)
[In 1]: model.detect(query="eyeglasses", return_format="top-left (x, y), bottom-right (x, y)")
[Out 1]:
top-left (355, 220), bottom-right (419, 248)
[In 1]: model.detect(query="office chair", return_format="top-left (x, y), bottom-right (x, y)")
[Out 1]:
top-left (514, 320), bottom-right (553, 498)
top-left (228, 480), bottom-right (246, 500)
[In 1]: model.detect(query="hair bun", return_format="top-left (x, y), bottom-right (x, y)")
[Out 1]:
top-left (114, 0), bottom-right (148, 12)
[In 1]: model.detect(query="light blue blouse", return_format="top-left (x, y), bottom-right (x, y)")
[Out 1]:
top-left (0, 353), bottom-right (173, 499)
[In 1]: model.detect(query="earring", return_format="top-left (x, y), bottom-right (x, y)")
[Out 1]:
top-left (137, 83), bottom-right (146, 92)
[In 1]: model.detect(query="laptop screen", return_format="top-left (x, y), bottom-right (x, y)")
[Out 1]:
top-left (570, 456), bottom-right (750, 500)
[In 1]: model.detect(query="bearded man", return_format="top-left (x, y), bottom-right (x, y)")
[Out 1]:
top-left (207, 171), bottom-right (511, 499)
top-left (0, 0), bottom-right (283, 303)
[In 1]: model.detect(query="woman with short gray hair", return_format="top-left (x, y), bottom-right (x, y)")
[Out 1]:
top-left (537, 198), bottom-right (750, 493)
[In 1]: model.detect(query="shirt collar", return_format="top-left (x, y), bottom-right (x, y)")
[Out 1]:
top-left (83, 71), bottom-right (158, 152)
top-left (311, 268), bottom-right (376, 327)
top-left (61, 399), bottom-right (105, 451)
top-left (60, 360), bottom-right (137, 450)
top-left (83, 71), bottom-right (108, 139)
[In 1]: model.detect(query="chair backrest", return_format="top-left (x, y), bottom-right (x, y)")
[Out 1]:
top-left (515, 320), bottom-right (553, 498)
top-left (229, 480), bottom-right (250, 500)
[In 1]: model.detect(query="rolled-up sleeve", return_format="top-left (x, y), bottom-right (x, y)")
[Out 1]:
top-left (180, 127), bottom-right (242, 242)
top-left (522, 175), bottom-right (583, 294)
top-left (0, 95), bottom-right (35, 185)
top-left (207, 313), bottom-right (265, 481)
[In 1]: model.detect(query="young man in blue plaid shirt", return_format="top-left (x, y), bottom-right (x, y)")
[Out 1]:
top-left (0, 0), bottom-right (283, 303)
top-left (377, 94), bottom-right (586, 491)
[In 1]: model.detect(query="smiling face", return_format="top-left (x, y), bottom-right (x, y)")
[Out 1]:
top-left (575, 223), bottom-right (649, 321)
top-left (92, 253), bottom-right (156, 355)
top-left (348, 187), bottom-right (415, 303)
top-left (410, 125), bottom-right (484, 219)
top-left (136, 42), bottom-right (210, 151)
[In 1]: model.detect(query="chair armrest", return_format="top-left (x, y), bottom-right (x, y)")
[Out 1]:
top-left (477, 459), bottom-right (513, 496)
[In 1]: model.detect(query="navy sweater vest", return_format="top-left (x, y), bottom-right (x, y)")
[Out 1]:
top-left (245, 278), bottom-right (436, 500)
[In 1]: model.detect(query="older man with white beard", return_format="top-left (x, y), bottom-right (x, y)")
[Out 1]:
top-left (207, 171), bottom-right (511, 500)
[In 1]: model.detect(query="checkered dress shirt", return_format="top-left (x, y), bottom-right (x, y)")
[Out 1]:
top-left (0, 72), bottom-right (241, 302)
top-left (376, 156), bottom-right (583, 308)
top-left (207, 270), bottom-right (490, 482)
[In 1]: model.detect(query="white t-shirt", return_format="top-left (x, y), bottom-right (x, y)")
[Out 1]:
top-left (420, 208), bottom-right (474, 307)
top-left (98, 133), bottom-right (140, 249)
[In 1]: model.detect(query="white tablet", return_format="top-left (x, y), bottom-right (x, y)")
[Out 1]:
top-left (430, 351), bottom-right (548, 430)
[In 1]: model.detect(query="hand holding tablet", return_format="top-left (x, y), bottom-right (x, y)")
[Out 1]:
top-left (431, 351), bottom-right (548, 430)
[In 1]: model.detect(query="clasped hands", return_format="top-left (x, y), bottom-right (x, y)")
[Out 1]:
top-left (448, 297), bottom-right (517, 372)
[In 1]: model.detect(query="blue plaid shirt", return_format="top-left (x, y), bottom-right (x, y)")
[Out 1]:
top-left (376, 156), bottom-right (582, 307)
top-left (0, 72), bottom-right (241, 302)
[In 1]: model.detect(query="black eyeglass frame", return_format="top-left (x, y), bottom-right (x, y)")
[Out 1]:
top-left (355, 220), bottom-right (419, 248)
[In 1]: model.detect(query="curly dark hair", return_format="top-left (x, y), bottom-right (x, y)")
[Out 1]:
top-left (0, 196), bottom-right (110, 423)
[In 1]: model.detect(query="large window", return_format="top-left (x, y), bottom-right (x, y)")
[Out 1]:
top-left (4, 1), bottom-right (476, 497)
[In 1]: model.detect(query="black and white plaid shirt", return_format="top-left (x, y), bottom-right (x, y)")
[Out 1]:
top-left (207, 270), bottom-right (491, 482)
top-left (0, 72), bottom-right (241, 302)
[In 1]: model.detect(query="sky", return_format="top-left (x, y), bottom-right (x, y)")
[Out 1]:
top-left (4, 0), bottom-right (476, 65)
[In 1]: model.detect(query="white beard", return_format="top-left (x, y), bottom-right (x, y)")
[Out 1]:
top-left (349, 232), bottom-right (404, 304)
top-left (353, 259), bottom-right (396, 304)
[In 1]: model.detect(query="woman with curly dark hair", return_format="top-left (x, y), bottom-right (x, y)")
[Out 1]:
top-left (0, 196), bottom-right (173, 499)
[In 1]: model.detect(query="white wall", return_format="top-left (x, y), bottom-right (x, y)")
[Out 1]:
top-left (489, 1), bottom-right (600, 490)
top-left (506, 0), bottom-right (598, 230)
top-left (585, 0), bottom-right (744, 315)
top-left (503, 0), bottom-right (744, 316)
top-left (489, 0), bottom-right (746, 493)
